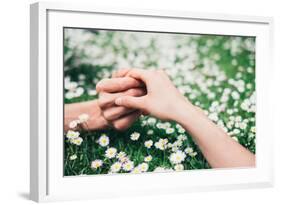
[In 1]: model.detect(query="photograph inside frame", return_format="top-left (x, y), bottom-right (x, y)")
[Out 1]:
top-left (63, 28), bottom-right (256, 176)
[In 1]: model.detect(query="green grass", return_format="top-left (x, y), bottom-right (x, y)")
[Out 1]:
top-left (63, 29), bottom-right (255, 176)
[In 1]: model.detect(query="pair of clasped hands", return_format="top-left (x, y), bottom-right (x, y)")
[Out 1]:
top-left (96, 68), bottom-right (192, 130)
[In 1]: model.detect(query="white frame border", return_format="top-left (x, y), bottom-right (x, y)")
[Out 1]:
top-left (30, 2), bottom-right (274, 202)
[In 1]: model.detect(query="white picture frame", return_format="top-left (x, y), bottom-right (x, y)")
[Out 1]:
top-left (30, 1), bottom-right (274, 202)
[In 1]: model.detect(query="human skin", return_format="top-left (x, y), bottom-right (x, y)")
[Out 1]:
top-left (64, 79), bottom-right (145, 131)
top-left (64, 100), bottom-right (108, 131)
top-left (95, 75), bottom-right (147, 130)
top-left (97, 68), bottom-right (255, 168)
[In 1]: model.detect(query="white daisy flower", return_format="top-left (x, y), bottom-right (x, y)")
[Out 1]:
top-left (251, 126), bottom-right (256, 133)
top-left (231, 91), bottom-right (240, 100)
top-left (154, 142), bottom-right (164, 150)
top-left (131, 167), bottom-right (142, 174)
top-left (68, 120), bottom-right (79, 129)
top-left (173, 141), bottom-right (183, 149)
top-left (154, 138), bottom-right (168, 150)
top-left (227, 109), bottom-right (234, 115)
top-left (116, 151), bottom-right (126, 160)
top-left (66, 130), bottom-right (80, 139)
top-left (246, 83), bottom-right (252, 89)
top-left (235, 116), bottom-right (242, 122)
top-left (233, 128), bottom-right (240, 134)
top-left (138, 163), bottom-right (149, 172)
top-left (185, 147), bottom-right (193, 154)
top-left (70, 137), bottom-right (83, 146)
top-left (144, 155), bottom-right (152, 162)
top-left (177, 135), bottom-right (187, 141)
top-left (232, 137), bottom-right (239, 142)
top-left (189, 152), bottom-right (198, 157)
top-left (78, 74), bottom-right (86, 80)
top-left (163, 122), bottom-right (171, 129)
top-left (141, 120), bottom-right (147, 127)
top-left (209, 112), bottom-right (219, 122)
top-left (91, 159), bottom-right (103, 169)
top-left (119, 156), bottom-right (129, 163)
top-left (65, 91), bottom-right (75, 99)
top-left (156, 123), bottom-right (165, 129)
top-left (220, 95), bottom-right (229, 103)
top-left (147, 117), bottom-right (157, 125)
top-left (87, 89), bottom-right (97, 96)
top-left (166, 128), bottom-right (175, 134)
top-left (174, 164), bottom-right (184, 171)
top-left (65, 81), bottom-right (78, 90)
top-left (171, 146), bottom-right (179, 152)
top-left (78, 113), bottom-right (89, 123)
top-left (144, 140), bottom-right (153, 148)
top-left (249, 133), bottom-right (255, 138)
top-left (110, 162), bottom-right (122, 173)
top-left (130, 132), bottom-right (140, 141)
top-left (169, 150), bottom-right (186, 164)
top-left (69, 154), bottom-right (77, 160)
top-left (167, 142), bottom-right (173, 148)
top-left (98, 134), bottom-right (109, 147)
top-left (147, 129), bottom-right (154, 135)
top-left (75, 87), bottom-right (84, 97)
top-left (176, 124), bottom-right (186, 133)
top-left (105, 147), bottom-right (117, 159)
top-left (227, 121), bottom-right (234, 129)
top-left (208, 92), bottom-right (215, 99)
top-left (122, 161), bottom-right (134, 171)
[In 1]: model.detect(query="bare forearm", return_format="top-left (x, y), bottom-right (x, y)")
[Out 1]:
top-left (173, 101), bottom-right (255, 168)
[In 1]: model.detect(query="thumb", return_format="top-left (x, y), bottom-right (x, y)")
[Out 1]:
top-left (115, 96), bottom-right (145, 110)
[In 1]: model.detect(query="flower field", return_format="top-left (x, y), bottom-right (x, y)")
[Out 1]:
top-left (64, 28), bottom-right (256, 176)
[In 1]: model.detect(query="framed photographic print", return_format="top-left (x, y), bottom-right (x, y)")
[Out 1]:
top-left (30, 2), bottom-right (274, 202)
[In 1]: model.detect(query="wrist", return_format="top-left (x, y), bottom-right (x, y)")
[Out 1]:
top-left (170, 98), bottom-right (197, 125)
